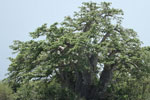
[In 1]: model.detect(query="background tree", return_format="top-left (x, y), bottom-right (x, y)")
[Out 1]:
top-left (0, 81), bottom-right (14, 100)
top-left (6, 2), bottom-right (150, 100)
top-left (108, 47), bottom-right (150, 100)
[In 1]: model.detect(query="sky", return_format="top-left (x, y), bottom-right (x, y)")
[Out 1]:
top-left (0, 0), bottom-right (150, 80)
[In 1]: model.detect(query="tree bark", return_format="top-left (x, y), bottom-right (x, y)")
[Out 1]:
top-left (98, 65), bottom-right (114, 99)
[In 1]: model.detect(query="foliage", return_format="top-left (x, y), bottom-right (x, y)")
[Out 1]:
top-left (0, 81), bottom-right (14, 100)
top-left (6, 2), bottom-right (150, 100)
top-left (107, 47), bottom-right (150, 100)
top-left (13, 79), bottom-right (77, 100)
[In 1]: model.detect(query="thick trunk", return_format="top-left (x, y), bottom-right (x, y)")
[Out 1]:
top-left (90, 64), bottom-right (115, 100)
top-left (59, 60), bottom-right (115, 100)
top-left (95, 51), bottom-right (118, 99)
top-left (98, 66), bottom-right (114, 99)
top-left (74, 70), bottom-right (92, 99)
top-left (99, 65), bottom-right (113, 92)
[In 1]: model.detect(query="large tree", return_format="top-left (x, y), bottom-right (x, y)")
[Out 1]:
top-left (6, 2), bottom-right (150, 100)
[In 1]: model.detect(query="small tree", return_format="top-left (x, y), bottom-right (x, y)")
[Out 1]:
top-left (0, 81), bottom-right (14, 100)
top-left (6, 2), bottom-right (150, 100)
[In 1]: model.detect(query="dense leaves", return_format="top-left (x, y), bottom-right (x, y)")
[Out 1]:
top-left (6, 2), bottom-right (150, 100)
top-left (0, 81), bottom-right (14, 100)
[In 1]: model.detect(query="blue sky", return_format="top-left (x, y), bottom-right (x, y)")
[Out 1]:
top-left (0, 0), bottom-right (150, 80)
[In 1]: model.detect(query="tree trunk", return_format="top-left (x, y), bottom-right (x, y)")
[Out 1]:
top-left (96, 65), bottom-right (115, 100)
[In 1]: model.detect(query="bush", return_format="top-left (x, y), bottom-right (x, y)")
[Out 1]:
top-left (0, 81), bottom-right (14, 100)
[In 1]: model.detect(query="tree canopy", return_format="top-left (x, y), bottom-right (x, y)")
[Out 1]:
top-left (6, 2), bottom-right (150, 100)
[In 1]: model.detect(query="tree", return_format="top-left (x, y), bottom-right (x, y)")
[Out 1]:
top-left (0, 81), bottom-right (14, 100)
top-left (6, 2), bottom-right (150, 100)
